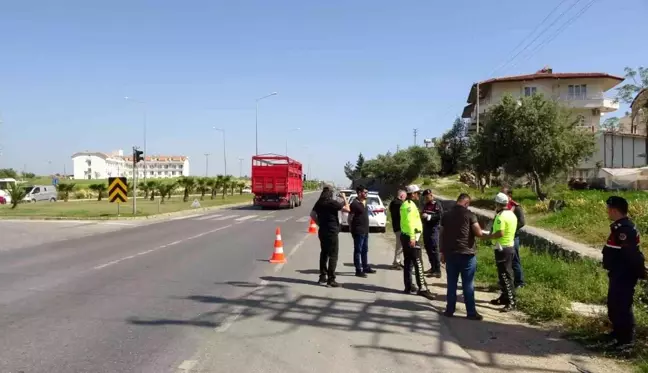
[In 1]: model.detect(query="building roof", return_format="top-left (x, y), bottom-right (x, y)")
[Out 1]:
top-left (466, 69), bottom-right (624, 103)
top-left (72, 151), bottom-right (187, 162)
top-left (71, 151), bottom-right (111, 159)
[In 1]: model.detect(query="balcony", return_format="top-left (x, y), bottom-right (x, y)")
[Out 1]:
top-left (557, 95), bottom-right (619, 113)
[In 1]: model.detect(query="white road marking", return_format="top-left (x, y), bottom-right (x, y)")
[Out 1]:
top-left (178, 360), bottom-right (198, 371)
top-left (92, 224), bottom-right (233, 270)
top-left (170, 214), bottom-right (203, 221)
top-left (275, 217), bottom-right (292, 222)
top-left (296, 216), bottom-right (310, 223)
top-left (194, 214), bottom-right (222, 221)
top-left (253, 217), bottom-right (269, 222)
top-left (215, 215), bottom-right (237, 221)
top-left (235, 215), bottom-right (257, 222)
top-left (101, 222), bottom-right (136, 226)
top-left (215, 279), bottom-right (269, 333)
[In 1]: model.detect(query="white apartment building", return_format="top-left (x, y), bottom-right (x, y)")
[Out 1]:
top-left (462, 67), bottom-right (623, 134)
top-left (71, 150), bottom-right (190, 180)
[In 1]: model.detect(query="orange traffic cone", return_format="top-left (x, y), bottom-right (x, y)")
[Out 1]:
top-left (308, 218), bottom-right (318, 234)
top-left (269, 227), bottom-right (287, 264)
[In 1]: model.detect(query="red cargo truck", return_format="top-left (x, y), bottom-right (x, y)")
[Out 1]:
top-left (251, 154), bottom-right (303, 209)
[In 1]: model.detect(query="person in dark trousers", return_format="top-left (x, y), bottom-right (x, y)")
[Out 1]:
top-left (602, 196), bottom-right (646, 350)
top-left (399, 184), bottom-right (435, 300)
top-left (501, 187), bottom-right (526, 288)
top-left (310, 187), bottom-right (350, 287)
top-left (349, 185), bottom-right (375, 277)
top-left (421, 189), bottom-right (444, 278)
top-left (389, 189), bottom-right (406, 270)
top-left (439, 193), bottom-right (486, 320)
top-left (488, 192), bottom-right (518, 312)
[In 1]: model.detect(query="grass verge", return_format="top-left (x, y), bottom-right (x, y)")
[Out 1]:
top-left (432, 180), bottom-right (648, 250)
top-left (474, 241), bottom-right (648, 371)
top-left (0, 194), bottom-right (252, 219)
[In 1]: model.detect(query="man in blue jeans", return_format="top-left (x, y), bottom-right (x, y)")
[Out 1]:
top-left (439, 193), bottom-right (487, 320)
top-left (349, 185), bottom-right (375, 277)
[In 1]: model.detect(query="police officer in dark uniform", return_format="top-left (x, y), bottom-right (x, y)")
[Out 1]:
top-left (602, 196), bottom-right (646, 349)
top-left (421, 189), bottom-right (444, 278)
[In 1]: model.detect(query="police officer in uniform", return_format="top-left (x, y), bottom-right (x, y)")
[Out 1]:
top-left (399, 184), bottom-right (435, 300)
top-left (602, 196), bottom-right (646, 349)
top-left (421, 189), bottom-right (444, 278)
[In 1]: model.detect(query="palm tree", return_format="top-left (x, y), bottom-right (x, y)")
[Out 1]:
top-left (89, 183), bottom-right (108, 201)
top-left (177, 176), bottom-right (196, 202)
top-left (156, 183), bottom-right (173, 203)
top-left (165, 181), bottom-right (177, 200)
top-left (207, 177), bottom-right (219, 200)
top-left (221, 175), bottom-right (233, 199)
top-left (196, 177), bottom-right (209, 200)
top-left (7, 183), bottom-right (28, 209)
top-left (57, 183), bottom-right (76, 202)
top-left (229, 180), bottom-right (237, 195)
top-left (237, 181), bottom-right (246, 195)
top-left (144, 180), bottom-right (158, 199)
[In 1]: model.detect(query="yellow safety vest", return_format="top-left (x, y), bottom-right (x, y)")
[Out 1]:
top-left (400, 199), bottom-right (422, 236)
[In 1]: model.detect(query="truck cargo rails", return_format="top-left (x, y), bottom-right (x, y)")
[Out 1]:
top-left (251, 154), bottom-right (304, 209)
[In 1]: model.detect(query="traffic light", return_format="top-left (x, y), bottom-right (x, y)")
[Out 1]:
top-left (133, 147), bottom-right (144, 166)
top-left (303, 174), bottom-right (307, 181)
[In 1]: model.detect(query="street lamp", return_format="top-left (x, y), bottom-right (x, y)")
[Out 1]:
top-left (255, 92), bottom-right (277, 155)
top-left (204, 153), bottom-right (210, 176)
top-left (238, 157), bottom-right (244, 178)
top-left (124, 96), bottom-right (148, 181)
top-left (285, 127), bottom-right (300, 157)
top-left (302, 145), bottom-right (312, 180)
top-left (213, 127), bottom-right (227, 175)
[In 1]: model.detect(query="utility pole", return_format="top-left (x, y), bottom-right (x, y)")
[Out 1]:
top-left (238, 157), bottom-right (244, 178)
top-left (396, 144), bottom-right (400, 153)
top-left (204, 153), bottom-right (210, 177)
top-left (413, 128), bottom-right (418, 146)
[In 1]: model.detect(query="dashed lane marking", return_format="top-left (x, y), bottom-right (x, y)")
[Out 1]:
top-left (235, 215), bottom-right (258, 222)
top-left (275, 217), bottom-right (292, 222)
top-left (215, 215), bottom-right (238, 221)
top-left (296, 216), bottom-right (310, 223)
top-left (194, 214), bottom-right (223, 221)
top-left (92, 224), bottom-right (233, 270)
top-left (178, 360), bottom-right (198, 371)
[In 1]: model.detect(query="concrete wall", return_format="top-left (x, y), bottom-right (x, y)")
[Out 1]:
top-left (577, 133), bottom-right (647, 172)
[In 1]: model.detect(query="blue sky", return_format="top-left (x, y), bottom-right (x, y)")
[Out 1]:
top-left (0, 0), bottom-right (646, 184)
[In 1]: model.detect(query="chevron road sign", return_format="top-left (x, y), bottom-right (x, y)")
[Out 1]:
top-left (108, 177), bottom-right (128, 203)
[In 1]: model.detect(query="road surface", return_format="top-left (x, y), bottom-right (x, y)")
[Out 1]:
top-left (0, 193), bottom-right (537, 373)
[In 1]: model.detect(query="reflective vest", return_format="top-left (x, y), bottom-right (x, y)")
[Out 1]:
top-left (400, 199), bottom-right (422, 236)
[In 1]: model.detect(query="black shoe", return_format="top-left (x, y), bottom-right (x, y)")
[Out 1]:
top-left (363, 267), bottom-right (376, 274)
top-left (355, 271), bottom-right (368, 278)
top-left (515, 283), bottom-right (526, 289)
top-left (500, 304), bottom-right (516, 313)
top-left (443, 310), bottom-right (454, 317)
top-left (490, 297), bottom-right (505, 306)
top-left (390, 263), bottom-right (403, 270)
top-left (418, 290), bottom-right (436, 301)
top-left (403, 286), bottom-right (419, 294)
top-left (327, 280), bottom-right (340, 288)
top-left (432, 272), bottom-right (442, 279)
top-left (424, 269), bottom-right (434, 275)
top-left (467, 313), bottom-right (484, 321)
top-left (318, 276), bottom-right (327, 285)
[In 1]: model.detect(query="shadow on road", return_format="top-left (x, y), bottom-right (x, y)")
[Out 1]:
top-left (127, 273), bottom-right (599, 373)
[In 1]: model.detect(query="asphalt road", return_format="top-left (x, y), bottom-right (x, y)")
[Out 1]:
top-left (0, 194), bottom-right (478, 373)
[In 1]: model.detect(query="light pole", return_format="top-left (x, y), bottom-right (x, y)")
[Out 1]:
top-left (213, 127), bottom-right (227, 175)
top-left (285, 127), bottom-right (300, 157)
top-left (302, 145), bottom-right (312, 180)
top-left (238, 158), bottom-right (244, 178)
top-left (255, 92), bottom-right (277, 155)
top-left (124, 96), bottom-right (148, 181)
top-left (204, 153), bottom-right (210, 176)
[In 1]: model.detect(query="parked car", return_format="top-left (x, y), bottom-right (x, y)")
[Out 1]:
top-left (0, 195), bottom-right (5, 205)
top-left (22, 185), bottom-right (58, 203)
top-left (242, 188), bottom-right (252, 194)
top-left (339, 193), bottom-right (387, 233)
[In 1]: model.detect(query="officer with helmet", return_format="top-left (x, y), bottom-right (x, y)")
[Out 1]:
top-left (486, 192), bottom-right (518, 312)
top-left (399, 184), bottom-right (436, 300)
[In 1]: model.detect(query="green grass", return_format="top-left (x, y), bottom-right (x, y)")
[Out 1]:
top-left (432, 180), bottom-right (648, 249)
top-left (474, 241), bottom-right (648, 371)
top-left (0, 194), bottom-right (252, 219)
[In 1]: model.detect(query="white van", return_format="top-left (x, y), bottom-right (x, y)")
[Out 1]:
top-left (22, 185), bottom-right (58, 203)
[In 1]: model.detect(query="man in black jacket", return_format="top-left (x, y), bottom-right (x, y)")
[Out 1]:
top-left (421, 189), bottom-right (443, 278)
top-left (501, 187), bottom-right (526, 288)
top-left (389, 189), bottom-right (406, 269)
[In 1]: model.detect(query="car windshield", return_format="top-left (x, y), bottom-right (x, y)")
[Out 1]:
top-left (349, 196), bottom-right (382, 207)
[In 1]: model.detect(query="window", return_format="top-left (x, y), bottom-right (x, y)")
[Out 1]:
top-left (576, 115), bottom-right (586, 126)
top-left (524, 87), bottom-right (537, 97)
top-left (568, 84), bottom-right (587, 99)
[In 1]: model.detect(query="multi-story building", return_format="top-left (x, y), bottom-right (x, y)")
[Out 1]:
top-left (462, 67), bottom-right (623, 134)
top-left (71, 150), bottom-right (190, 180)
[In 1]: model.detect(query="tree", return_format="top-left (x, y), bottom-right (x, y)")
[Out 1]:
top-left (208, 177), bottom-right (220, 199)
top-left (177, 176), bottom-right (196, 202)
top-left (236, 181), bottom-right (246, 194)
top-left (139, 181), bottom-right (153, 199)
top-left (148, 180), bottom-right (160, 201)
top-left (471, 94), bottom-right (596, 199)
top-left (0, 168), bottom-right (18, 179)
top-left (6, 183), bottom-right (27, 209)
top-left (196, 177), bottom-right (209, 200)
top-left (57, 183), bottom-right (76, 202)
top-left (89, 183), bottom-right (108, 201)
top-left (616, 66), bottom-right (647, 105)
top-left (156, 183), bottom-right (174, 203)
top-left (23, 172), bottom-right (36, 179)
top-left (437, 118), bottom-right (469, 175)
top-left (221, 175), bottom-right (233, 198)
top-left (343, 153), bottom-right (369, 181)
top-left (362, 146), bottom-right (440, 187)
